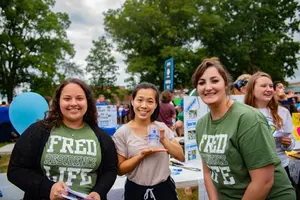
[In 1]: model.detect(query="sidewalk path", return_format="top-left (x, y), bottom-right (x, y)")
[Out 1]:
top-left (0, 143), bottom-right (15, 155)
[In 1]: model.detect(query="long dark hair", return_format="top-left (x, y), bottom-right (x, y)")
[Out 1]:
top-left (42, 78), bottom-right (98, 129)
top-left (130, 82), bottom-right (160, 122)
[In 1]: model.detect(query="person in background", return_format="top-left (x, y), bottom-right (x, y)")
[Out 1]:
top-left (96, 94), bottom-right (107, 106)
top-left (118, 104), bottom-right (126, 124)
top-left (295, 96), bottom-right (300, 112)
top-left (8, 78), bottom-right (118, 200)
top-left (124, 104), bottom-right (130, 123)
top-left (192, 57), bottom-right (295, 200)
top-left (232, 74), bottom-right (252, 95)
top-left (113, 82), bottom-right (184, 200)
top-left (244, 72), bottom-right (295, 180)
top-left (174, 91), bottom-right (188, 137)
top-left (273, 81), bottom-right (298, 115)
top-left (169, 90), bottom-right (175, 106)
top-left (0, 101), bottom-right (14, 143)
top-left (0, 101), bottom-right (9, 124)
top-left (158, 90), bottom-right (176, 129)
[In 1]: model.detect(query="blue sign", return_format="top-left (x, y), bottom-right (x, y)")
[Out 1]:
top-left (164, 58), bottom-right (174, 90)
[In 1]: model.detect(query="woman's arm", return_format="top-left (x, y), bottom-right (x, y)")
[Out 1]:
top-left (161, 138), bottom-right (184, 162)
top-left (117, 153), bottom-right (142, 176)
top-left (160, 128), bottom-right (184, 161)
top-left (117, 148), bottom-right (167, 176)
top-left (202, 161), bottom-right (219, 200)
top-left (279, 136), bottom-right (295, 150)
top-left (7, 122), bottom-right (55, 199)
top-left (242, 164), bottom-right (274, 200)
top-left (280, 111), bottom-right (295, 150)
top-left (92, 132), bottom-right (118, 199)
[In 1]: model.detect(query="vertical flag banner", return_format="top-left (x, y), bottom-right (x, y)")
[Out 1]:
top-left (164, 58), bottom-right (174, 91)
top-left (292, 113), bottom-right (300, 141)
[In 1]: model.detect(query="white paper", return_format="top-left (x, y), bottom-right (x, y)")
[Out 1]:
top-left (273, 131), bottom-right (291, 138)
top-left (61, 188), bottom-right (91, 200)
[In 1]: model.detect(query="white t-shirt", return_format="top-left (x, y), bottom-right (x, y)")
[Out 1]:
top-left (112, 121), bottom-right (174, 186)
top-left (258, 106), bottom-right (295, 167)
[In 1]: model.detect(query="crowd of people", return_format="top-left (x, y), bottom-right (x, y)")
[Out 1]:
top-left (3, 56), bottom-right (299, 200)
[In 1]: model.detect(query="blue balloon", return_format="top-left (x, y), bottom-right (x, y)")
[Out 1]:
top-left (9, 92), bottom-right (48, 135)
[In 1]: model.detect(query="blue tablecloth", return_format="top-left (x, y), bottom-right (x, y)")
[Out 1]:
top-left (101, 126), bottom-right (121, 136)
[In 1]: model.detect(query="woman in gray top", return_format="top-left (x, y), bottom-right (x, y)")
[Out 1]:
top-left (113, 82), bottom-right (185, 200)
top-left (245, 72), bottom-right (295, 179)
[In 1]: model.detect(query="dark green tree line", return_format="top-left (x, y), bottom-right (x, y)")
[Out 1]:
top-left (104, 0), bottom-right (300, 88)
top-left (0, 0), bottom-right (75, 100)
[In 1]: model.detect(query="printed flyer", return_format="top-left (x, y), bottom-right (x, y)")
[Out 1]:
top-left (183, 95), bottom-right (245, 162)
top-left (97, 105), bottom-right (117, 128)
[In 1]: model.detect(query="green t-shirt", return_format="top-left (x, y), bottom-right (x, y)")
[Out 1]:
top-left (41, 124), bottom-right (101, 194)
top-left (196, 102), bottom-right (295, 200)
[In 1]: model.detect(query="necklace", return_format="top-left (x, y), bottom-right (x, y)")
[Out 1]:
top-left (63, 123), bottom-right (85, 137)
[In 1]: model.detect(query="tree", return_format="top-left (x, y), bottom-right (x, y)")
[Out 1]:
top-left (0, 0), bottom-right (74, 101)
top-left (104, 0), bottom-right (300, 87)
top-left (104, 0), bottom-right (205, 90)
top-left (86, 36), bottom-right (119, 89)
top-left (29, 59), bottom-right (83, 96)
top-left (194, 0), bottom-right (300, 81)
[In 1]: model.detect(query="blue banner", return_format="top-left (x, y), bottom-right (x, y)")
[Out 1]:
top-left (164, 58), bottom-right (174, 90)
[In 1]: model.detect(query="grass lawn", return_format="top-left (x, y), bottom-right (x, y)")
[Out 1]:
top-left (177, 187), bottom-right (199, 200)
top-left (0, 142), bottom-right (12, 148)
top-left (0, 142), bottom-right (14, 173)
top-left (0, 154), bottom-right (10, 173)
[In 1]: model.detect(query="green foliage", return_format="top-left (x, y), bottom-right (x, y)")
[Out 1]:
top-left (86, 36), bottom-right (119, 89)
top-left (104, 0), bottom-right (205, 89)
top-left (104, 0), bottom-right (300, 87)
top-left (0, 0), bottom-right (74, 100)
top-left (30, 60), bottom-right (83, 97)
top-left (194, 0), bottom-right (300, 81)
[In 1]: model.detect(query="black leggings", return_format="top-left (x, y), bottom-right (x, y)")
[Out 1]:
top-left (285, 166), bottom-right (292, 182)
top-left (124, 176), bottom-right (178, 200)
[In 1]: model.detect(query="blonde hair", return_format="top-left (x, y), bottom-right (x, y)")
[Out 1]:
top-left (236, 74), bottom-right (251, 81)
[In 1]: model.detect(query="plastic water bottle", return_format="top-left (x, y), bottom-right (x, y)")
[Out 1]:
top-left (147, 125), bottom-right (160, 147)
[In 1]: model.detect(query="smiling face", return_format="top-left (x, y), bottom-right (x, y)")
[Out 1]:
top-left (131, 88), bottom-right (157, 122)
top-left (253, 76), bottom-right (274, 107)
top-left (197, 67), bottom-right (227, 106)
top-left (60, 83), bottom-right (87, 125)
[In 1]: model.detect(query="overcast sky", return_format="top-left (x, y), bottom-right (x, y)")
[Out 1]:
top-left (53, 0), bottom-right (300, 85)
top-left (53, 0), bottom-right (127, 86)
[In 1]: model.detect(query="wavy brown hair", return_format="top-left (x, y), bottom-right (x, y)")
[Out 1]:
top-left (244, 72), bottom-right (283, 129)
top-left (42, 78), bottom-right (98, 129)
top-left (192, 57), bottom-right (232, 96)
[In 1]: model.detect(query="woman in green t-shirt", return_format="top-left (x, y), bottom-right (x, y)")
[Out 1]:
top-left (8, 79), bottom-right (118, 200)
top-left (192, 57), bottom-right (296, 200)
